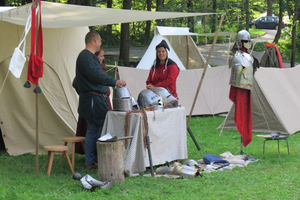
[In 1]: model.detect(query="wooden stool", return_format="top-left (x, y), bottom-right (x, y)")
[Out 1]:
top-left (44, 145), bottom-right (74, 176)
top-left (59, 136), bottom-right (85, 167)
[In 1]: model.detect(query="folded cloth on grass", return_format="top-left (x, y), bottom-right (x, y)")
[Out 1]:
top-left (198, 151), bottom-right (258, 172)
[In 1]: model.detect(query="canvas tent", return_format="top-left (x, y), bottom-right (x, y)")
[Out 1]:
top-left (136, 26), bottom-right (210, 70)
top-left (0, 2), bottom-right (215, 156)
top-left (118, 65), bottom-right (233, 116)
top-left (219, 66), bottom-right (300, 135)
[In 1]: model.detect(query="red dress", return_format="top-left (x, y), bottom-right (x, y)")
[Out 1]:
top-left (146, 63), bottom-right (179, 97)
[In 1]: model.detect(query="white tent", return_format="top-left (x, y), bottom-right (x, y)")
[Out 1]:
top-left (136, 26), bottom-right (210, 70)
top-left (0, 2), bottom-right (215, 156)
top-left (219, 66), bottom-right (300, 135)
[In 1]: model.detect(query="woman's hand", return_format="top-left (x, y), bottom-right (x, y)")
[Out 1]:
top-left (146, 85), bottom-right (154, 89)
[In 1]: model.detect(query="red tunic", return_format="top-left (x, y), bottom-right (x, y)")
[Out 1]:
top-left (146, 63), bottom-right (179, 97)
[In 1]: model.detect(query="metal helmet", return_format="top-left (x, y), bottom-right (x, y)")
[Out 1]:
top-left (113, 87), bottom-right (133, 111)
top-left (150, 87), bottom-right (178, 107)
top-left (137, 89), bottom-right (162, 109)
top-left (236, 30), bottom-right (251, 49)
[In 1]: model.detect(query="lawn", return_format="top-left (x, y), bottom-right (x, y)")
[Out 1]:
top-left (0, 116), bottom-right (299, 200)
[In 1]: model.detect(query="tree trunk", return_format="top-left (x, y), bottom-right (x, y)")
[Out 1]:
top-left (119, 0), bottom-right (132, 67)
top-left (145, 0), bottom-right (152, 39)
top-left (107, 0), bottom-right (113, 34)
top-left (267, 0), bottom-right (272, 16)
top-left (0, 0), bottom-right (5, 6)
top-left (291, 7), bottom-right (298, 67)
top-left (68, 0), bottom-right (81, 5)
top-left (97, 141), bottom-right (125, 183)
top-left (245, 0), bottom-right (249, 31)
top-left (187, 0), bottom-right (194, 32)
top-left (156, 0), bottom-right (163, 26)
top-left (211, 0), bottom-right (216, 33)
top-left (273, 0), bottom-right (283, 43)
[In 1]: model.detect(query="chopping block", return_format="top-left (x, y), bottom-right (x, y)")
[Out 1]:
top-left (96, 141), bottom-right (125, 184)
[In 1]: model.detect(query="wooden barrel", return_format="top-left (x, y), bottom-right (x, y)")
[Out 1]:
top-left (96, 141), bottom-right (125, 184)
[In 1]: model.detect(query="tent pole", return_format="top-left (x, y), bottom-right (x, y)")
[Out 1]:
top-left (33, 0), bottom-right (39, 179)
top-left (240, 136), bottom-right (243, 155)
top-left (35, 93), bottom-right (39, 179)
top-left (186, 13), bottom-right (226, 128)
top-left (186, 35), bottom-right (189, 69)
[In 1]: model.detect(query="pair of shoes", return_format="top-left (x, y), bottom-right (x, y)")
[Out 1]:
top-left (85, 163), bottom-right (98, 169)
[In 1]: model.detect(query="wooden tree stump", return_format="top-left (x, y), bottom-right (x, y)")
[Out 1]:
top-left (96, 141), bottom-right (125, 184)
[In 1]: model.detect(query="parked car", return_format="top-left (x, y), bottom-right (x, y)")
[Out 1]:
top-left (249, 16), bottom-right (285, 30)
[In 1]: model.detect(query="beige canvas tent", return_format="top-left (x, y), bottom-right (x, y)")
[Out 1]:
top-left (0, 2), bottom-right (214, 156)
top-left (118, 65), bottom-right (233, 116)
top-left (136, 26), bottom-right (210, 70)
top-left (0, 21), bottom-right (87, 156)
top-left (219, 66), bottom-right (300, 135)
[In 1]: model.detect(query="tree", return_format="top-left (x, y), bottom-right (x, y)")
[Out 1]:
top-left (0, 0), bottom-right (6, 6)
top-left (273, 0), bottom-right (283, 43)
top-left (267, 0), bottom-right (273, 16)
top-left (145, 0), bottom-right (152, 40)
top-left (187, 0), bottom-right (194, 32)
top-left (107, 0), bottom-right (113, 34)
top-left (210, 0), bottom-right (217, 33)
top-left (119, 0), bottom-right (132, 67)
top-left (245, 0), bottom-right (250, 31)
top-left (291, 6), bottom-right (298, 67)
top-left (156, 0), bottom-right (164, 26)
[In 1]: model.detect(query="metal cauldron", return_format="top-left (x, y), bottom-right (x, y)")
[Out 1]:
top-left (113, 87), bottom-right (132, 111)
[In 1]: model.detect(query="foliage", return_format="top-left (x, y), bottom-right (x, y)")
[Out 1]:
top-left (1, 116), bottom-right (300, 199)
top-left (2, 0), bottom-right (299, 64)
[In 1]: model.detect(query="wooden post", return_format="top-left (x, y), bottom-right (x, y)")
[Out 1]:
top-left (186, 13), bottom-right (226, 128)
top-left (97, 141), bottom-right (125, 184)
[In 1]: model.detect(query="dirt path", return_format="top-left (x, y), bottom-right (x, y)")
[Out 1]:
top-left (105, 30), bottom-right (291, 67)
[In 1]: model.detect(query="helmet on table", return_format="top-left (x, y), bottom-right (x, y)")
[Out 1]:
top-left (137, 89), bottom-right (162, 109)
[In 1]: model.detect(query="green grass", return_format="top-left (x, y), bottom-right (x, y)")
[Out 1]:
top-left (249, 28), bottom-right (265, 38)
top-left (1, 116), bottom-right (299, 199)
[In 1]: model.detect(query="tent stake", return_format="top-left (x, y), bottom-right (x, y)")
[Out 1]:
top-left (186, 13), bottom-right (226, 128)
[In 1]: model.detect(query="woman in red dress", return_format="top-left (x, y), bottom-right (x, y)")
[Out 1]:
top-left (146, 40), bottom-right (180, 98)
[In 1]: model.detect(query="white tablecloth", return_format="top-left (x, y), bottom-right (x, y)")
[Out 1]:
top-left (101, 107), bottom-right (187, 176)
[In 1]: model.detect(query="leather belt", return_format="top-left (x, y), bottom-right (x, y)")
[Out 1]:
top-left (88, 92), bottom-right (107, 98)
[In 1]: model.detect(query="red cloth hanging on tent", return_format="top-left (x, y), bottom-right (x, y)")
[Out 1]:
top-left (265, 43), bottom-right (285, 68)
top-left (27, 0), bottom-right (43, 85)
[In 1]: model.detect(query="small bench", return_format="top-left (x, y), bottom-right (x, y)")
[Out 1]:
top-left (256, 133), bottom-right (290, 155)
